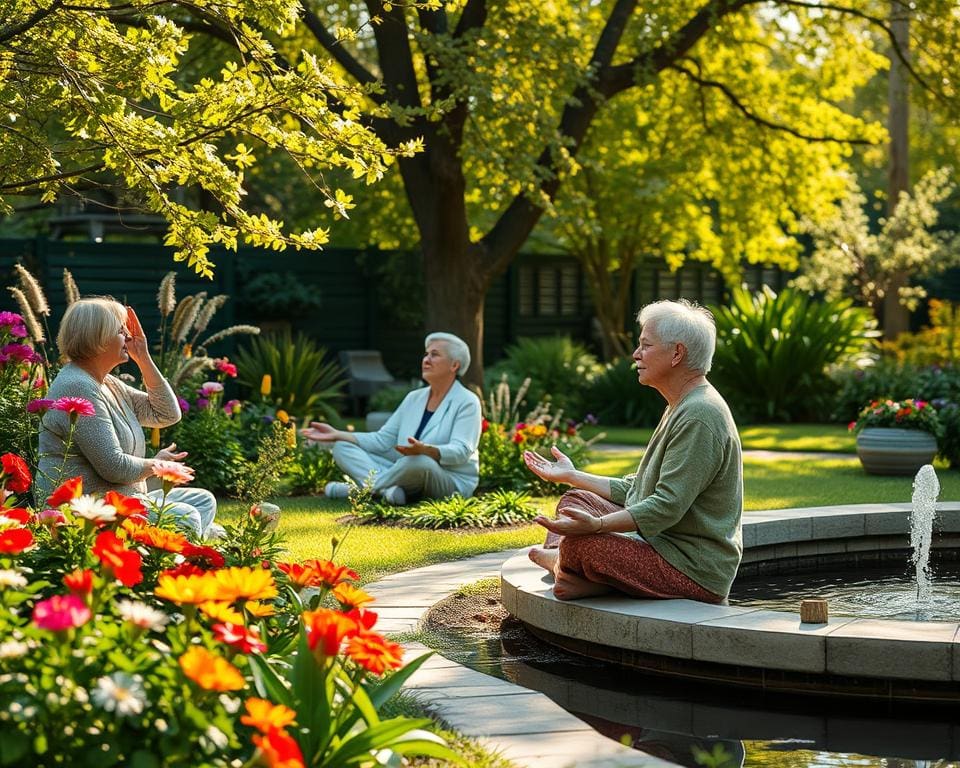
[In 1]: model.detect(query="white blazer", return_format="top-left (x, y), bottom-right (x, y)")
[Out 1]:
top-left (354, 380), bottom-right (482, 497)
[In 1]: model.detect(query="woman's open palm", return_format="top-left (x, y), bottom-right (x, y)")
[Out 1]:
top-left (523, 446), bottom-right (574, 483)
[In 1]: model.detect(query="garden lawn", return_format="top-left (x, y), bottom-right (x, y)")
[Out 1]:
top-left (582, 423), bottom-right (856, 453)
top-left (217, 496), bottom-right (553, 582)
top-left (584, 451), bottom-right (960, 510)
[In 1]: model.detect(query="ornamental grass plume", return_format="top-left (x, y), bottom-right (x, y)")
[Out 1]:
top-left (14, 264), bottom-right (50, 317)
top-left (157, 271), bottom-right (177, 317)
top-left (62, 269), bottom-right (80, 306)
top-left (7, 287), bottom-right (44, 343)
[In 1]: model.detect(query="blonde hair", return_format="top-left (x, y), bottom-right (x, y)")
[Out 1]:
top-left (57, 297), bottom-right (127, 362)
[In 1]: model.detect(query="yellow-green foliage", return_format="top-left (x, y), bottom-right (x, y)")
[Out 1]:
top-left (882, 299), bottom-right (960, 366)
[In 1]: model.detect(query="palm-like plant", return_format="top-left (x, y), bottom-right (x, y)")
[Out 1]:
top-left (234, 331), bottom-right (346, 423)
top-left (710, 287), bottom-right (880, 422)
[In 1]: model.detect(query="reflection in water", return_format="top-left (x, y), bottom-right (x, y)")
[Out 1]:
top-left (426, 612), bottom-right (960, 768)
top-left (730, 559), bottom-right (960, 621)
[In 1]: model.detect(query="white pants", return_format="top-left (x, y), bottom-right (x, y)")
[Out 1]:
top-left (332, 442), bottom-right (457, 500)
top-left (138, 486), bottom-right (219, 539)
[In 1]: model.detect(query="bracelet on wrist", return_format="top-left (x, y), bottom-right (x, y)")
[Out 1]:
top-left (597, 515), bottom-right (605, 533)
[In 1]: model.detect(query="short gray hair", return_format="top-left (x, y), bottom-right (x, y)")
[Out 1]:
top-left (58, 297), bottom-right (127, 362)
top-left (425, 332), bottom-right (471, 376)
top-left (637, 300), bottom-right (716, 374)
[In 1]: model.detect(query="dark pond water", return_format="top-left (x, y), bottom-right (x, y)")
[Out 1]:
top-left (426, 594), bottom-right (960, 768)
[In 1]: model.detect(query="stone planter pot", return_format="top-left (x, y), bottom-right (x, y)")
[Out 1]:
top-left (855, 427), bottom-right (938, 476)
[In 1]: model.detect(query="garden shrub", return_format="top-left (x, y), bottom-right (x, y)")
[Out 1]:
top-left (479, 375), bottom-right (601, 494)
top-left (354, 489), bottom-right (537, 529)
top-left (285, 443), bottom-right (342, 495)
top-left (583, 356), bottom-right (664, 427)
top-left (486, 335), bottom-right (602, 419)
top-left (709, 286), bottom-right (879, 423)
top-left (167, 402), bottom-right (246, 495)
top-left (369, 383), bottom-right (419, 412)
top-left (234, 331), bottom-right (346, 423)
top-left (881, 299), bottom-right (960, 367)
top-left (828, 361), bottom-right (960, 423)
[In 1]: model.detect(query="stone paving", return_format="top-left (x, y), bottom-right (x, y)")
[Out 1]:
top-left (367, 551), bottom-right (671, 767)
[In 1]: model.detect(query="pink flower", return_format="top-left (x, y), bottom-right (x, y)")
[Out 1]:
top-left (32, 594), bottom-right (91, 632)
top-left (0, 344), bottom-right (40, 365)
top-left (177, 396), bottom-right (190, 414)
top-left (27, 398), bottom-right (55, 414)
top-left (51, 397), bottom-right (96, 418)
top-left (38, 508), bottom-right (67, 527)
top-left (152, 460), bottom-right (194, 485)
top-left (0, 311), bottom-right (24, 329)
top-left (223, 399), bottom-right (241, 415)
top-left (198, 381), bottom-right (224, 398)
top-left (196, 397), bottom-right (209, 409)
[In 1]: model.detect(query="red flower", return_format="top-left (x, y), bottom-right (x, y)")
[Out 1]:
top-left (0, 453), bottom-right (31, 493)
top-left (182, 543), bottom-right (226, 568)
top-left (0, 527), bottom-right (32, 554)
top-left (302, 559), bottom-right (358, 588)
top-left (47, 476), bottom-right (83, 507)
top-left (481, 418), bottom-right (490, 433)
top-left (276, 562), bottom-right (321, 589)
top-left (92, 530), bottom-right (143, 587)
top-left (161, 562), bottom-right (208, 579)
top-left (63, 568), bottom-right (95, 596)
top-left (251, 728), bottom-right (305, 768)
top-left (213, 622), bottom-right (267, 654)
top-left (1, 508), bottom-right (30, 525)
top-left (51, 397), bottom-right (96, 418)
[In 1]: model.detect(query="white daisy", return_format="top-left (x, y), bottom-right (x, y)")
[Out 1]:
top-left (0, 569), bottom-right (27, 589)
top-left (70, 495), bottom-right (117, 523)
top-left (91, 672), bottom-right (148, 717)
top-left (0, 639), bottom-right (30, 659)
top-left (116, 600), bottom-right (169, 632)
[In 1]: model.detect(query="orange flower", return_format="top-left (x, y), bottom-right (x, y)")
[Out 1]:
top-left (178, 646), bottom-right (245, 691)
top-left (302, 608), bottom-right (359, 657)
top-left (332, 583), bottom-right (375, 611)
top-left (242, 697), bottom-right (296, 732)
top-left (302, 559), bottom-right (358, 588)
top-left (104, 490), bottom-right (146, 519)
top-left (155, 572), bottom-right (219, 604)
top-left (125, 522), bottom-right (190, 554)
top-left (276, 562), bottom-right (321, 589)
top-left (345, 632), bottom-right (404, 675)
top-left (198, 601), bottom-right (245, 625)
top-left (212, 567), bottom-right (278, 602)
top-left (46, 476), bottom-right (83, 507)
top-left (252, 728), bottom-right (304, 768)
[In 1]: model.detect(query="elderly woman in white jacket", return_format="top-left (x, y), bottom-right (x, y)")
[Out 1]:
top-left (300, 332), bottom-right (481, 505)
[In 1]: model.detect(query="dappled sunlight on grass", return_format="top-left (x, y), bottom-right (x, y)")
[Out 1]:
top-left (583, 423), bottom-right (856, 452)
top-left (218, 495), bottom-right (550, 583)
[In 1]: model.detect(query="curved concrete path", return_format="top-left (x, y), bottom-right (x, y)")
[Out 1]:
top-left (367, 552), bottom-right (674, 768)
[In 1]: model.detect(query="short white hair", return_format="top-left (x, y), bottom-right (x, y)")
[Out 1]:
top-left (425, 332), bottom-right (470, 376)
top-left (637, 300), bottom-right (716, 374)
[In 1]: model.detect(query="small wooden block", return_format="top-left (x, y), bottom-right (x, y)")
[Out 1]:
top-left (800, 598), bottom-right (829, 624)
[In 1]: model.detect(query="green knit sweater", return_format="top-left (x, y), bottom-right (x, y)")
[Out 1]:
top-left (609, 383), bottom-right (743, 597)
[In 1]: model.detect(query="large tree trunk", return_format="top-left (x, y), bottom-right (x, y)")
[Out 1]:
top-left (883, 0), bottom-right (911, 339)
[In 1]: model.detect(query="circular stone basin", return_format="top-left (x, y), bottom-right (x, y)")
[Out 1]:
top-left (500, 503), bottom-right (960, 701)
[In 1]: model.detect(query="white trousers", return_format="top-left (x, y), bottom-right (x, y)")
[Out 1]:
top-left (332, 442), bottom-right (457, 500)
top-left (138, 486), bottom-right (219, 539)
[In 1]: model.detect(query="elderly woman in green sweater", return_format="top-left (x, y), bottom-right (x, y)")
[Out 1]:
top-left (524, 299), bottom-right (743, 603)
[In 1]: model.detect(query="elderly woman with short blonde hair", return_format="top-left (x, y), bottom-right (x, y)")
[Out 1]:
top-left (38, 297), bottom-right (220, 539)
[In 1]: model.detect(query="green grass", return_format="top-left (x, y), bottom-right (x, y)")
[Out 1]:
top-left (583, 451), bottom-right (959, 511)
top-left (218, 496), bottom-right (551, 582)
top-left (582, 422), bottom-right (856, 453)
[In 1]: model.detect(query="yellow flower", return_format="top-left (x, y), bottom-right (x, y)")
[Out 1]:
top-left (244, 600), bottom-right (276, 618)
top-left (212, 566), bottom-right (278, 602)
top-left (275, 409), bottom-right (289, 424)
top-left (155, 573), bottom-right (219, 605)
top-left (260, 374), bottom-right (272, 397)
top-left (179, 646), bottom-right (245, 691)
top-left (150, 427), bottom-right (160, 449)
top-left (183, 344), bottom-right (192, 359)
top-left (198, 600), bottom-right (245, 625)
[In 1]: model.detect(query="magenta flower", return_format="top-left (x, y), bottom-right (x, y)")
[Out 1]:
top-left (223, 398), bottom-right (241, 415)
top-left (0, 311), bottom-right (24, 327)
top-left (177, 396), bottom-right (190, 414)
top-left (196, 397), bottom-right (209, 409)
top-left (51, 397), bottom-right (96, 418)
top-left (0, 343), bottom-right (40, 365)
top-left (32, 594), bottom-right (91, 632)
top-left (27, 398), bottom-right (55, 415)
top-left (214, 359), bottom-right (238, 378)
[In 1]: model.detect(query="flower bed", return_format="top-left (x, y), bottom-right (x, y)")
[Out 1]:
top-left (0, 456), bottom-right (453, 767)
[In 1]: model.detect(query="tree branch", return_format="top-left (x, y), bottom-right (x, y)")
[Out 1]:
top-left (300, 7), bottom-right (381, 90)
top-left (453, 0), bottom-right (485, 39)
top-left (671, 61), bottom-right (876, 144)
top-left (0, 0), bottom-right (64, 44)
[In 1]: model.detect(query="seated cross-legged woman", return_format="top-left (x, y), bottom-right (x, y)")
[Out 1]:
top-left (524, 300), bottom-right (743, 603)
top-left (301, 332), bottom-right (481, 506)
top-left (37, 297), bottom-right (220, 539)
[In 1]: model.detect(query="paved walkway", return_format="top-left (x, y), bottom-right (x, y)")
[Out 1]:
top-left (367, 551), bottom-right (671, 768)
top-left (593, 442), bottom-right (854, 461)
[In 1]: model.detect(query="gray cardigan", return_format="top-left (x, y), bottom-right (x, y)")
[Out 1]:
top-left (37, 363), bottom-right (181, 500)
